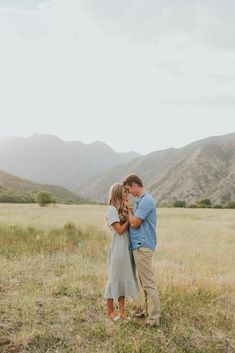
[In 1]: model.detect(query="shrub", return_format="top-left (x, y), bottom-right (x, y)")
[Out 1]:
top-left (173, 200), bottom-right (186, 208)
top-left (64, 222), bottom-right (77, 231)
top-left (197, 199), bottom-right (212, 208)
top-left (214, 204), bottom-right (223, 209)
top-left (198, 198), bottom-right (211, 206)
top-left (197, 203), bottom-right (210, 208)
top-left (223, 200), bottom-right (235, 209)
top-left (35, 191), bottom-right (55, 207)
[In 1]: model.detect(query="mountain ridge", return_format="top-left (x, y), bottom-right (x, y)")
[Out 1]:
top-left (75, 133), bottom-right (235, 204)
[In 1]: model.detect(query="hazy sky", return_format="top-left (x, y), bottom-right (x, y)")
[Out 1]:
top-left (0, 0), bottom-right (235, 154)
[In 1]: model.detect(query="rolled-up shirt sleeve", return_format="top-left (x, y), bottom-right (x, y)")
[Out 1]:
top-left (134, 198), bottom-right (154, 220)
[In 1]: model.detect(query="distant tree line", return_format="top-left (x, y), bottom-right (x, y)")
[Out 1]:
top-left (0, 191), bottom-right (55, 206)
top-left (0, 188), bottom-right (35, 203)
top-left (165, 198), bottom-right (235, 209)
top-left (0, 188), bottom-right (56, 206)
top-left (0, 188), bottom-right (89, 205)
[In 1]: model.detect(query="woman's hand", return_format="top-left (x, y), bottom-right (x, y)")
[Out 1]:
top-left (124, 200), bottom-right (132, 209)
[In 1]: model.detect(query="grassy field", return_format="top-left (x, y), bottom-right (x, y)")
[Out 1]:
top-left (0, 204), bottom-right (234, 353)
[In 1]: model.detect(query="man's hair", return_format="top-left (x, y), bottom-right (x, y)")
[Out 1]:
top-left (123, 174), bottom-right (143, 187)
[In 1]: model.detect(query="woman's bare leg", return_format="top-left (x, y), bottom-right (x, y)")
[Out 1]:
top-left (107, 299), bottom-right (115, 317)
top-left (118, 296), bottom-right (126, 319)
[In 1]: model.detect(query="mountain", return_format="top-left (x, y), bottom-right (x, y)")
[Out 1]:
top-left (0, 134), bottom-right (140, 190)
top-left (1, 133), bottom-right (235, 205)
top-left (75, 133), bottom-right (235, 204)
top-left (0, 170), bottom-right (86, 203)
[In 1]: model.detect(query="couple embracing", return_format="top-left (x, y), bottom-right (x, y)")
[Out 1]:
top-left (104, 174), bottom-right (160, 327)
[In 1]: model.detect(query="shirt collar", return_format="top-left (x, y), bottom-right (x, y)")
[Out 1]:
top-left (136, 191), bottom-right (147, 203)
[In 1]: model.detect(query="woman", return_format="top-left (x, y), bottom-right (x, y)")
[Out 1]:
top-left (104, 183), bottom-right (139, 320)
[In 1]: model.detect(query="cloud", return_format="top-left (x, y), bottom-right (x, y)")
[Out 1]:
top-left (1, 0), bottom-right (235, 51)
top-left (0, 1), bottom-right (50, 38)
top-left (205, 74), bottom-right (235, 85)
top-left (0, 1), bottom-right (49, 9)
top-left (81, 0), bottom-right (197, 44)
top-left (0, 7), bottom-right (47, 38)
top-left (156, 60), bottom-right (184, 77)
top-left (80, 0), bottom-right (235, 50)
top-left (159, 95), bottom-right (235, 108)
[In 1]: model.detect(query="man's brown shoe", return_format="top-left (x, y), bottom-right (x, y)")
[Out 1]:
top-left (134, 311), bottom-right (146, 319)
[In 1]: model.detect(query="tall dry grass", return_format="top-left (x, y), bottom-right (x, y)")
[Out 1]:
top-left (0, 204), bottom-right (234, 353)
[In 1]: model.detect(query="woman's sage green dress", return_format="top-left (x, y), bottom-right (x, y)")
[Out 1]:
top-left (104, 206), bottom-right (139, 299)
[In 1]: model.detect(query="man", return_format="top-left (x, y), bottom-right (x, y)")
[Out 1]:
top-left (123, 174), bottom-right (160, 327)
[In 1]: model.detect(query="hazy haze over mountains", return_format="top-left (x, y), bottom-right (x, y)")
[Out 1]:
top-left (0, 134), bottom-right (140, 190)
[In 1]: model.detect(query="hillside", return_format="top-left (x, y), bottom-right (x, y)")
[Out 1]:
top-left (75, 133), bottom-right (235, 204)
top-left (0, 170), bottom-right (87, 204)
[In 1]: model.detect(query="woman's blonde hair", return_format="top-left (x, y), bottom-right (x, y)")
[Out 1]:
top-left (108, 183), bottom-right (128, 223)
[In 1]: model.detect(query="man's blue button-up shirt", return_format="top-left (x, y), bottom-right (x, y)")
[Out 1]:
top-left (129, 191), bottom-right (157, 251)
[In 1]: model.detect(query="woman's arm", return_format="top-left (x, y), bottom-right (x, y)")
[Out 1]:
top-left (111, 220), bottom-right (129, 235)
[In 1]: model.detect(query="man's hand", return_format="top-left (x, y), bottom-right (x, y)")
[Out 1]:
top-left (125, 202), bottom-right (143, 228)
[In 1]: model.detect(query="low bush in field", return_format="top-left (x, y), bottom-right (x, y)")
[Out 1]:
top-left (35, 191), bottom-right (56, 207)
top-left (173, 200), bottom-right (186, 208)
top-left (187, 203), bottom-right (198, 208)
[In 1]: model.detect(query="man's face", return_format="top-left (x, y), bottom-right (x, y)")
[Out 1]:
top-left (124, 183), bottom-right (139, 197)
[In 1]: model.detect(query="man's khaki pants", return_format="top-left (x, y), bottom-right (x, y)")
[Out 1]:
top-left (133, 247), bottom-right (160, 323)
